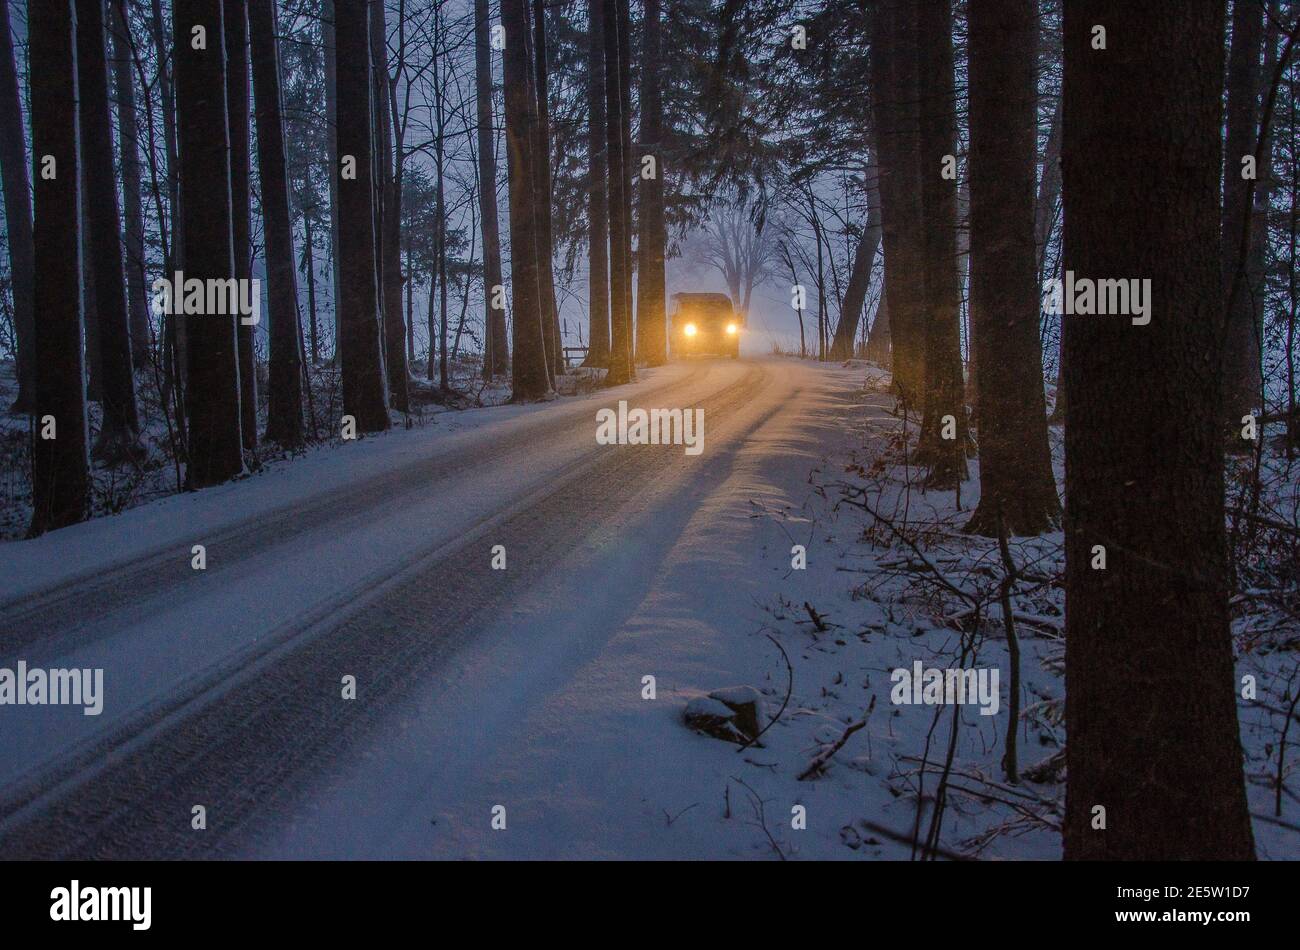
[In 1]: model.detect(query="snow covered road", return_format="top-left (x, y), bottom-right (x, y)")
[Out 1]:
top-left (0, 357), bottom-right (863, 858)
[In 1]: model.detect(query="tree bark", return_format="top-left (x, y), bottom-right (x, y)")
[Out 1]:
top-left (249, 0), bottom-right (305, 447)
top-left (176, 0), bottom-right (245, 485)
top-left (1061, 0), bottom-right (1255, 860)
top-left (616, 0), bottom-right (635, 375)
top-left (333, 0), bottom-right (391, 431)
top-left (108, 0), bottom-right (152, 369)
top-left (865, 294), bottom-right (890, 364)
top-left (0, 0), bottom-right (36, 414)
top-left (27, 0), bottom-right (90, 535)
top-left (78, 0), bottom-right (142, 465)
top-left (501, 0), bottom-right (552, 400)
top-left (636, 0), bottom-right (668, 366)
top-left (582, 0), bottom-right (611, 369)
top-left (322, 0), bottom-right (343, 360)
top-left (532, 0), bottom-right (562, 380)
top-left (964, 0), bottom-right (1059, 538)
top-left (1222, 0), bottom-right (1266, 426)
top-left (914, 0), bottom-right (968, 487)
top-left (372, 0), bottom-right (409, 411)
top-left (829, 150), bottom-right (883, 361)
top-left (475, 0), bottom-right (508, 378)
top-left (224, 0), bottom-right (257, 450)
top-left (603, 0), bottom-right (633, 384)
top-left (869, 0), bottom-right (925, 406)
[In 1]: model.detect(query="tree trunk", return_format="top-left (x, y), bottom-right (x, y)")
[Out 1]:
top-left (372, 0), bottom-right (409, 411)
top-left (224, 0), bottom-right (257, 450)
top-left (532, 0), bottom-right (563, 380)
top-left (616, 0), bottom-right (636, 374)
top-left (0, 0), bottom-right (36, 414)
top-left (829, 149), bottom-right (883, 361)
top-left (603, 0), bottom-right (633, 384)
top-left (27, 0), bottom-right (90, 535)
top-left (250, 0), bottom-right (305, 447)
top-left (322, 0), bottom-right (343, 361)
top-left (635, 0), bottom-right (668, 366)
top-left (475, 0), bottom-right (508, 378)
top-left (108, 0), bottom-right (152, 369)
top-left (865, 294), bottom-right (890, 364)
top-left (304, 213), bottom-right (320, 365)
top-left (869, 0), bottom-right (925, 407)
top-left (78, 0), bottom-right (141, 463)
top-left (1222, 0), bottom-right (1266, 427)
top-left (914, 0), bottom-right (967, 487)
top-left (582, 0), bottom-right (611, 369)
top-left (501, 0), bottom-right (552, 400)
top-left (964, 0), bottom-right (1059, 538)
top-left (175, 0), bottom-right (245, 485)
top-left (1061, 0), bottom-right (1254, 860)
top-left (1040, 96), bottom-right (1066, 422)
top-left (333, 0), bottom-right (391, 432)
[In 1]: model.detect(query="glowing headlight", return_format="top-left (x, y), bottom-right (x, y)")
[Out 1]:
top-left (683, 323), bottom-right (698, 337)
top-left (725, 323), bottom-right (738, 335)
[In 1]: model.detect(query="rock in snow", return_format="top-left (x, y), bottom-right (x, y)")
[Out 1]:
top-left (684, 687), bottom-right (765, 744)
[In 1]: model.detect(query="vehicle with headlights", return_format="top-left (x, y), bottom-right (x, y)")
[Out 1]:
top-left (669, 293), bottom-right (742, 359)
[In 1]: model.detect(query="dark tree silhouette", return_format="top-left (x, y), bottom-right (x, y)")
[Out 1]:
top-left (108, 0), bottom-right (152, 367)
top-left (249, 0), bottom-right (305, 447)
top-left (583, 0), bottom-right (611, 369)
top-left (77, 0), bottom-right (142, 464)
top-left (914, 0), bottom-right (967, 487)
top-left (869, 0), bottom-right (925, 406)
top-left (1222, 0), bottom-right (1266, 429)
top-left (27, 0), bottom-right (90, 535)
top-left (964, 0), bottom-right (1059, 537)
top-left (602, 0), bottom-right (633, 385)
top-left (0, 0), bottom-right (36, 413)
top-left (636, 0), bottom-right (667, 366)
top-left (175, 0), bottom-right (245, 486)
top-left (829, 152), bottom-right (882, 361)
top-left (501, 0), bottom-right (552, 400)
top-left (225, 0), bottom-right (258, 450)
top-left (334, 0), bottom-right (392, 431)
top-left (1061, 0), bottom-right (1255, 860)
top-left (475, 0), bottom-right (508, 378)
top-left (373, 0), bottom-right (409, 412)
top-left (532, 0), bottom-right (563, 380)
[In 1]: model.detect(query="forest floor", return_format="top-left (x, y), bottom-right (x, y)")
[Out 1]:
top-left (0, 356), bottom-right (1295, 859)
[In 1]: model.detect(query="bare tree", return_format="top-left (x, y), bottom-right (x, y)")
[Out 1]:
top-left (225, 0), bottom-right (258, 450)
top-left (475, 0), bottom-right (509, 377)
top-left (965, 0), bottom-right (1059, 537)
top-left (334, 0), bottom-right (392, 431)
top-left (697, 200), bottom-right (774, 321)
top-left (0, 0), bottom-right (34, 414)
top-left (250, 0), bottom-right (305, 447)
top-left (176, 0), bottom-right (246, 487)
top-left (28, 0), bottom-right (90, 534)
top-left (636, 0), bottom-right (668, 366)
top-left (502, 0), bottom-right (553, 399)
top-left (1061, 0), bottom-right (1254, 860)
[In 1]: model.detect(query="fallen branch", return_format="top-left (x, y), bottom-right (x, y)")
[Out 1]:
top-left (798, 695), bottom-right (877, 781)
top-left (736, 633), bottom-right (794, 753)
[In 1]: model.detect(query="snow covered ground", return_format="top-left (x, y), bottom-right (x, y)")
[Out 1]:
top-left (0, 357), bottom-right (1296, 860)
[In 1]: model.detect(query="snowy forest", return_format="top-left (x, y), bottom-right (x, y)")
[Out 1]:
top-left (0, 0), bottom-right (1296, 874)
